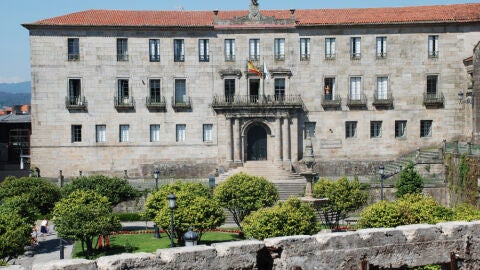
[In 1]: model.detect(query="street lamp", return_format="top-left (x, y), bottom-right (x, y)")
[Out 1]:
top-left (153, 168), bottom-right (160, 191)
top-left (167, 193), bottom-right (177, 247)
top-left (378, 164), bottom-right (385, 200)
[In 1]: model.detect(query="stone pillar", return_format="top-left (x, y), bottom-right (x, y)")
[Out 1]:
top-left (282, 117), bottom-right (290, 162)
top-left (291, 115), bottom-right (299, 163)
top-left (234, 118), bottom-right (242, 163)
top-left (226, 118), bottom-right (233, 163)
top-left (275, 117), bottom-right (282, 163)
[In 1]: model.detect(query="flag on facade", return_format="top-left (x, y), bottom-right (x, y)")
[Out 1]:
top-left (248, 60), bottom-right (263, 78)
top-left (263, 62), bottom-right (270, 80)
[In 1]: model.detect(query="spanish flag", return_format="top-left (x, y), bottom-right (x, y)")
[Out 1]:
top-left (248, 60), bottom-right (263, 79)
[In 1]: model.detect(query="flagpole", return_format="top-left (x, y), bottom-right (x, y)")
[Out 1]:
top-left (262, 57), bottom-right (265, 98)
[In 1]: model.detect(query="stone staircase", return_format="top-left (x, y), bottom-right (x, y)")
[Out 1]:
top-left (382, 148), bottom-right (442, 181)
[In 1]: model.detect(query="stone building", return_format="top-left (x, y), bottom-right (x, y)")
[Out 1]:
top-left (22, 2), bottom-right (480, 178)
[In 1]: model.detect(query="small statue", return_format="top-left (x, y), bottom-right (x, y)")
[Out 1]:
top-left (252, 0), bottom-right (258, 6)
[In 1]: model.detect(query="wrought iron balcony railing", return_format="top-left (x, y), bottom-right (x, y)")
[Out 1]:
top-left (212, 95), bottom-right (303, 109)
top-left (321, 94), bottom-right (342, 109)
top-left (65, 96), bottom-right (87, 111)
top-left (423, 92), bottom-right (444, 107)
top-left (114, 96), bottom-right (135, 110)
top-left (146, 96), bottom-right (166, 111)
top-left (172, 96), bottom-right (192, 111)
top-left (347, 94), bottom-right (367, 108)
top-left (372, 92), bottom-right (394, 107)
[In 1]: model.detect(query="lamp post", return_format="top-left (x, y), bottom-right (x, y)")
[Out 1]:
top-left (378, 164), bottom-right (385, 200)
top-left (167, 193), bottom-right (177, 247)
top-left (153, 168), bottom-right (160, 191)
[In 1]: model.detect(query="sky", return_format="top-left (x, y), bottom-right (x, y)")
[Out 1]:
top-left (0, 0), bottom-right (478, 84)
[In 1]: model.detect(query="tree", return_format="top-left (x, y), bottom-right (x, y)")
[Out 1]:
top-left (0, 176), bottom-right (61, 215)
top-left (358, 194), bottom-right (453, 228)
top-left (144, 182), bottom-right (224, 244)
top-left (61, 175), bottom-right (139, 206)
top-left (213, 172), bottom-right (278, 230)
top-left (312, 177), bottom-right (367, 229)
top-left (242, 197), bottom-right (318, 240)
top-left (395, 162), bottom-right (423, 198)
top-left (53, 190), bottom-right (121, 258)
top-left (0, 210), bottom-right (32, 264)
top-left (0, 195), bottom-right (38, 225)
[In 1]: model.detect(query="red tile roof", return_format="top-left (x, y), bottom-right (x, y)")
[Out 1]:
top-left (24, 3), bottom-right (480, 28)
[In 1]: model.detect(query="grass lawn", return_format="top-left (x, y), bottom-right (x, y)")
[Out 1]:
top-left (72, 231), bottom-right (240, 259)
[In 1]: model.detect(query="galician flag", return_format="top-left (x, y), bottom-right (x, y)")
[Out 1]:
top-left (248, 60), bottom-right (263, 78)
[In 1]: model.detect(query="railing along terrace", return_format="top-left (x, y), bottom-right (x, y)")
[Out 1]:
top-left (65, 96), bottom-right (87, 110)
top-left (212, 95), bottom-right (303, 107)
top-left (321, 94), bottom-right (342, 108)
top-left (146, 96), bottom-right (166, 109)
top-left (114, 96), bottom-right (135, 108)
top-left (444, 141), bottom-right (480, 156)
top-left (347, 94), bottom-right (367, 107)
top-left (423, 92), bottom-right (444, 106)
top-left (372, 92), bottom-right (394, 106)
top-left (171, 96), bottom-right (192, 109)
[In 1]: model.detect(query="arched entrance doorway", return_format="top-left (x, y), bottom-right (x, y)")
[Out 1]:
top-left (246, 125), bottom-right (267, 161)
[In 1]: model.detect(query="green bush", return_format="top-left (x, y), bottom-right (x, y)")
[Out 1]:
top-left (359, 194), bottom-right (453, 228)
top-left (61, 175), bottom-right (139, 206)
top-left (452, 203), bottom-right (480, 221)
top-left (395, 162), bottom-right (423, 198)
top-left (0, 176), bottom-right (61, 215)
top-left (0, 210), bottom-right (32, 264)
top-left (242, 197), bottom-right (317, 240)
top-left (214, 172), bottom-right (278, 230)
top-left (0, 195), bottom-right (38, 225)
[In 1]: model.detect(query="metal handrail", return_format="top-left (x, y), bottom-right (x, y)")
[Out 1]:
top-left (212, 95), bottom-right (303, 106)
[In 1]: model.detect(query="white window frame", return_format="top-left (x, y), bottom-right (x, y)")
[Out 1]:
top-left (428, 35), bottom-right (439, 58)
top-left (325, 38), bottom-right (336, 59)
top-left (96, 125), bottom-right (106, 143)
top-left (149, 39), bottom-right (160, 62)
top-left (203, 124), bottom-right (213, 142)
top-left (300, 38), bottom-right (310, 61)
top-left (176, 124), bottom-right (186, 142)
top-left (350, 37), bottom-right (361, 59)
top-left (349, 77), bottom-right (362, 100)
top-left (199, 39), bottom-right (210, 62)
top-left (249, 39), bottom-right (260, 61)
top-left (376, 37), bottom-right (387, 58)
top-left (376, 77), bottom-right (388, 100)
top-left (119, 124), bottom-right (130, 142)
top-left (274, 38), bottom-right (285, 61)
top-left (225, 39), bottom-right (235, 61)
top-left (150, 124), bottom-right (160, 142)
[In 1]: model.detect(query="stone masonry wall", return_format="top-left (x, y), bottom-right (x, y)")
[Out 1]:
top-left (20, 221), bottom-right (480, 270)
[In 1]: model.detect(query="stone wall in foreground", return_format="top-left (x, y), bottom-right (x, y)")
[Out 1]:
top-left (22, 221), bottom-right (480, 270)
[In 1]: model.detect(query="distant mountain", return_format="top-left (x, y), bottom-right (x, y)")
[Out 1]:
top-left (0, 81), bottom-right (31, 107)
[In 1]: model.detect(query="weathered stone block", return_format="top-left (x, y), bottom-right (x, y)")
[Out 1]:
top-left (96, 252), bottom-right (159, 270)
top-left (156, 245), bottom-right (216, 269)
top-left (32, 259), bottom-right (96, 270)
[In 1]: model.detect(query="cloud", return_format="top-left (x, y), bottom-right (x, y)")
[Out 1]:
top-left (0, 76), bottom-right (29, 84)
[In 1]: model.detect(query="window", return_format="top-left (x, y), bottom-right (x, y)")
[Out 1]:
top-left (300, 38), bottom-right (310, 60)
top-left (150, 124), bottom-right (160, 142)
top-left (274, 78), bottom-right (285, 101)
top-left (117, 38), bottom-right (128, 61)
top-left (324, 77), bottom-right (335, 100)
top-left (224, 79), bottom-right (235, 102)
top-left (249, 39), bottom-right (260, 61)
top-left (420, 120), bottom-right (432, 137)
top-left (68, 38), bottom-right (79, 61)
top-left (119, 125), bottom-right (129, 142)
top-left (395, 121), bottom-right (407, 138)
top-left (426, 75), bottom-right (438, 97)
top-left (68, 79), bottom-right (82, 105)
top-left (345, 121), bottom-right (357, 138)
top-left (174, 39), bottom-right (185, 62)
top-left (350, 37), bottom-right (361, 59)
top-left (370, 121), bottom-right (382, 138)
top-left (71, 125), bottom-right (82, 142)
top-left (150, 79), bottom-right (161, 103)
top-left (376, 77), bottom-right (388, 99)
top-left (325, 38), bottom-right (336, 59)
top-left (176, 124), bottom-right (186, 142)
top-left (149, 39), bottom-right (160, 62)
top-left (274, 38), bottom-right (285, 61)
top-left (117, 79), bottom-right (130, 103)
top-left (96, 125), bottom-right (106, 142)
top-left (199, 39), bottom-right (209, 62)
top-left (376, 37), bottom-right (387, 58)
top-left (174, 79), bottom-right (187, 104)
top-left (203, 124), bottom-right (213, 142)
top-left (305, 122), bottom-right (316, 138)
top-left (428, 35), bottom-right (439, 58)
top-left (350, 77), bottom-right (362, 100)
top-left (225, 39), bottom-right (235, 61)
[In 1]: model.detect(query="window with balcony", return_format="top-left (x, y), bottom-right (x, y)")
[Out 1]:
top-left (428, 35), bottom-right (439, 58)
top-left (325, 38), bottom-right (336, 59)
top-left (225, 39), bottom-right (235, 61)
top-left (199, 39), bottom-right (209, 62)
top-left (117, 38), bottom-right (128, 61)
top-left (274, 38), bottom-right (285, 61)
top-left (150, 79), bottom-right (161, 102)
top-left (119, 125), bottom-right (129, 142)
top-left (420, 120), bottom-right (432, 137)
top-left (96, 125), bottom-right (106, 142)
top-left (225, 79), bottom-right (235, 103)
top-left (427, 75), bottom-right (438, 97)
top-left (174, 79), bottom-right (186, 104)
top-left (370, 121), bottom-right (382, 138)
top-left (395, 121), bottom-right (407, 138)
top-left (376, 37), bottom-right (387, 58)
top-left (300, 38), bottom-right (310, 61)
top-left (350, 77), bottom-right (362, 100)
top-left (324, 78), bottom-right (335, 101)
top-left (350, 37), bottom-right (361, 59)
top-left (249, 39), bottom-right (260, 61)
top-left (149, 39), bottom-right (160, 62)
top-left (176, 124), bottom-right (186, 142)
top-left (67, 79), bottom-right (82, 106)
top-left (376, 77), bottom-right (388, 99)
top-left (68, 38), bottom-right (79, 61)
top-left (150, 124), bottom-right (160, 142)
top-left (71, 125), bottom-right (82, 143)
top-left (174, 39), bottom-right (185, 62)
top-left (345, 121), bottom-right (357, 138)
top-left (274, 78), bottom-right (285, 101)
top-left (117, 79), bottom-right (131, 105)
top-left (203, 124), bottom-right (213, 142)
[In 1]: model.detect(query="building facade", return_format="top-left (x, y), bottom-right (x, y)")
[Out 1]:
top-left (23, 2), bottom-right (480, 178)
